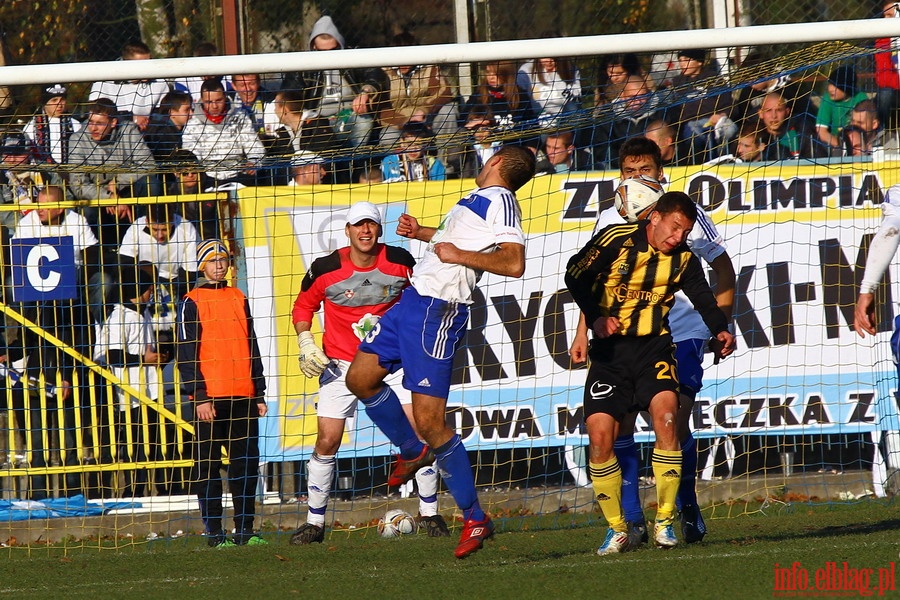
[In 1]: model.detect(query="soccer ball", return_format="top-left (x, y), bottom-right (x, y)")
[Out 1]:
top-left (378, 509), bottom-right (417, 538)
top-left (614, 175), bottom-right (665, 222)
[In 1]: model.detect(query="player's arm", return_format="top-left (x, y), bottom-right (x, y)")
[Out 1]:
top-left (245, 298), bottom-right (268, 417)
top-left (708, 251), bottom-right (735, 323)
top-left (565, 234), bottom-right (619, 336)
top-left (397, 213), bottom-right (437, 242)
top-left (569, 312), bottom-right (589, 364)
top-left (680, 253), bottom-right (734, 358)
top-left (176, 296), bottom-right (209, 403)
top-left (854, 197), bottom-right (900, 337)
top-left (433, 241), bottom-right (525, 278)
top-left (691, 208), bottom-right (734, 322)
top-left (570, 217), bottom-right (621, 360)
top-left (292, 262), bottom-right (330, 377)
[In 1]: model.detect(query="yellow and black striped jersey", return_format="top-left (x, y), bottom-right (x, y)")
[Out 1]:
top-left (565, 221), bottom-right (727, 338)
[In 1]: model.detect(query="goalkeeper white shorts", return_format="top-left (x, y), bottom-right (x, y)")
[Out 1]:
top-left (317, 359), bottom-right (410, 420)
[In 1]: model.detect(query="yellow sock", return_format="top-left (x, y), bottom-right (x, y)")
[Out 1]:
top-left (651, 448), bottom-right (682, 524)
top-left (589, 458), bottom-right (625, 532)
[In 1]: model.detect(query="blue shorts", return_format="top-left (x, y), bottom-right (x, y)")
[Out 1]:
top-left (358, 286), bottom-right (469, 398)
top-left (674, 338), bottom-right (706, 398)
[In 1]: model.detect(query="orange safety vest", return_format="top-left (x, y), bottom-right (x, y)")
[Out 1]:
top-left (184, 285), bottom-right (256, 399)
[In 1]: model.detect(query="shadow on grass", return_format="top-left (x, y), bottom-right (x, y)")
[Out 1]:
top-left (725, 517), bottom-right (900, 544)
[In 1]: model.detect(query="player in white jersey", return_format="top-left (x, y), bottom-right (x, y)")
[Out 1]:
top-left (854, 184), bottom-right (900, 474)
top-left (853, 184), bottom-right (900, 338)
top-left (408, 185), bottom-right (525, 303)
top-left (570, 137), bottom-right (735, 548)
top-left (855, 183), bottom-right (900, 351)
top-left (345, 145), bottom-right (536, 558)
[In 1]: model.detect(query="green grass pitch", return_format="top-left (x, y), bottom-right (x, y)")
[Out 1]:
top-left (0, 500), bottom-right (896, 599)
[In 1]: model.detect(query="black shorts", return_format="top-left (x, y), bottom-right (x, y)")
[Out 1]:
top-left (583, 334), bottom-right (680, 422)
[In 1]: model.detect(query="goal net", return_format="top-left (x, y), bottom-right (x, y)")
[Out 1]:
top-left (0, 20), bottom-right (898, 550)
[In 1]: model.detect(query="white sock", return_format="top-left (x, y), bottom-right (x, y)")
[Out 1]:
top-left (415, 464), bottom-right (439, 517)
top-left (305, 453), bottom-right (336, 527)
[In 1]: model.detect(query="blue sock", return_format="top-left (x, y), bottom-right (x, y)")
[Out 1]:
top-left (678, 433), bottom-right (699, 508)
top-left (613, 434), bottom-right (644, 523)
top-left (434, 434), bottom-right (484, 522)
top-left (360, 386), bottom-right (421, 459)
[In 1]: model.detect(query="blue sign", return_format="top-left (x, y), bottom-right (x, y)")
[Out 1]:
top-left (10, 237), bottom-right (78, 302)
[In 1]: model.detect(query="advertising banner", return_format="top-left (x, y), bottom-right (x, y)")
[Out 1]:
top-left (239, 162), bottom-right (900, 462)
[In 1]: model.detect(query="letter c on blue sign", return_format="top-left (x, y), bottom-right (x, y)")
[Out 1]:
top-left (27, 244), bottom-right (61, 292)
top-left (10, 236), bottom-right (76, 302)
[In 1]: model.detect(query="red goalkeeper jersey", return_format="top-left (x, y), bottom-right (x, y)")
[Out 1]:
top-left (292, 244), bottom-right (415, 361)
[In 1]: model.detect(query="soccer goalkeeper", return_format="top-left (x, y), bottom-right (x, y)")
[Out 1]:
top-left (290, 201), bottom-right (448, 545)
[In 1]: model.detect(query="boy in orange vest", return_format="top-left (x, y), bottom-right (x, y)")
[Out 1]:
top-left (177, 239), bottom-right (268, 547)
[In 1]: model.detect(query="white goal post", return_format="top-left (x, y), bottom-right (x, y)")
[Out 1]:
top-left (2, 18), bottom-right (900, 84)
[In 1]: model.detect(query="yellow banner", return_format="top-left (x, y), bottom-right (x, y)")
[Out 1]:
top-left (237, 160), bottom-right (899, 457)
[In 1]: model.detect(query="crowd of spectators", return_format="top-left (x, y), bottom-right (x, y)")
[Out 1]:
top-left (0, 10), bottom-right (895, 500)
top-left (2, 17), bottom-right (893, 209)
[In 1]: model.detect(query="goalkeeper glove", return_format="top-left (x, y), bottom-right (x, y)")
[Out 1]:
top-left (297, 331), bottom-right (329, 378)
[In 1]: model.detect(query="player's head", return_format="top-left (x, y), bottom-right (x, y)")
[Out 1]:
top-left (619, 137), bottom-right (663, 182)
top-left (197, 239), bottom-right (231, 282)
top-left (647, 191), bottom-right (697, 254)
top-left (345, 201), bottom-right (383, 255)
top-left (477, 145), bottom-right (536, 192)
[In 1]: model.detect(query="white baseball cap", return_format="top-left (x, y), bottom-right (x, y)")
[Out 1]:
top-left (346, 201), bottom-right (382, 226)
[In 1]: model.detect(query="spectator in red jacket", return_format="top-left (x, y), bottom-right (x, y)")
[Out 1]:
top-left (874, 2), bottom-right (900, 127)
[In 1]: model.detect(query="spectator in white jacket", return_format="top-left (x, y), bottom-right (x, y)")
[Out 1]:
top-left (182, 78), bottom-right (266, 185)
